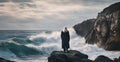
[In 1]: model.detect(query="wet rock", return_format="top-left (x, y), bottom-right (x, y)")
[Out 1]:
top-left (114, 56), bottom-right (120, 62)
top-left (48, 50), bottom-right (119, 62)
top-left (48, 50), bottom-right (88, 62)
top-left (94, 55), bottom-right (114, 62)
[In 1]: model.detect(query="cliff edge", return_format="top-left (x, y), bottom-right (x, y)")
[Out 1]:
top-left (74, 2), bottom-right (120, 50)
top-left (73, 19), bottom-right (95, 37)
top-left (86, 2), bottom-right (120, 50)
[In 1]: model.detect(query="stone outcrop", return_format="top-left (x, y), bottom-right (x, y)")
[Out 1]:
top-left (48, 50), bottom-right (120, 62)
top-left (114, 56), bottom-right (120, 62)
top-left (48, 50), bottom-right (89, 62)
top-left (85, 2), bottom-right (120, 50)
top-left (73, 19), bottom-right (95, 37)
top-left (94, 55), bottom-right (114, 62)
top-left (0, 57), bottom-right (15, 62)
top-left (74, 2), bottom-right (120, 50)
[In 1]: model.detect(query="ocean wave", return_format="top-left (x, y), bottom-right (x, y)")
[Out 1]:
top-left (0, 29), bottom-right (120, 62)
top-left (0, 41), bottom-right (41, 58)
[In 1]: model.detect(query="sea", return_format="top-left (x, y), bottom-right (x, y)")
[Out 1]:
top-left (0, 28), bottom-right (120, 62)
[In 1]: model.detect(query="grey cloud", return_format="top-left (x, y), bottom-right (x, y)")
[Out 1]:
top-left (0, 0), bottom-right (8, 2)
top-left (0, 16), bottom-right (42, 30)
top-left (18, 3), bottom-right (36, 9)
top-left (80, 0), bottom-right (120, 6)
top-left (0, 0), bottom-right (119, 30)
top-left (45, 0), bottom-right (120, 6)
top-left (0, 0), bottom-right (32, 3)
top-left (10, 0), bottom-right (32, 2)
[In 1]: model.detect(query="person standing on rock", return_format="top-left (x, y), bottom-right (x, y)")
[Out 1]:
top-left (61, 27), bottom-right (70, 53)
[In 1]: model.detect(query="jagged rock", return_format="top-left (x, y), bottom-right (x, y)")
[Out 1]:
top-left (85, 2), bottom-right (120, 50)
top-left (73, 2), bottom-right (120, 50)
top-left (0, 57), bottom-right (15, 62)
top-left (101, 2), bottom-right (120, 14)
top-left (73, 19), bottom-right (95, 37)
top-left (114, 56), bottom-right (120, 62)
top-left (85, 29), bottom-right (98, 44)
top-left (81, 59), bottom-right (93, 62)
top-left (94, 55), bottom-right (114, 62)
top-left (48, 50), bottom-right (120, 62)
top-left (48, 50), bottom-right (88, 62)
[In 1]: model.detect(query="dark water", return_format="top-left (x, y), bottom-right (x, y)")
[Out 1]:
top-left (0, 30), bottom-right (56, 62)
top-left (0, 30), bottom-right (51, 40)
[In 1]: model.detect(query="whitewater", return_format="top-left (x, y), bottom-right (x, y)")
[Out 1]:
top-left (0, 28), bottom-right (120, 62)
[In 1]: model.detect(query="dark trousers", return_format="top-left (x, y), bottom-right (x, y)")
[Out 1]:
top-left (63, 47), bottom-right (68, 53)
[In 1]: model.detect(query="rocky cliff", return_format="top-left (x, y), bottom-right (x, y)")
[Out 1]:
top-left (85, 2), bottom-right (120, 50)
top-left (73, 19), bottom-right (95, 37)
top-left (74, 2), bottom-right (120, 50)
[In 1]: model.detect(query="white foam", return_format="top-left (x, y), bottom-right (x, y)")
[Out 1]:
top-left (29, 31), bottom-right (60, 40)
top-left (17, 57), bottom-right (48, 62)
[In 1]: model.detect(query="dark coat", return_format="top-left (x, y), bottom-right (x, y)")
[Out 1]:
top-left (61, 31), bottom-right (70, 49)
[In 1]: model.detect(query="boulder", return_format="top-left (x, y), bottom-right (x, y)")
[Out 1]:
top-left (114, 56), bottom-right (120, 62)
top-left (94, 55), bottom-right (114, 62)
top-left (48, 50), bottom-right (88, 62)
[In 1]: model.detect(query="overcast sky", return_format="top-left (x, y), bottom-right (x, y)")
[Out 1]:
top-left (0, 0), bottom-right (119, 30)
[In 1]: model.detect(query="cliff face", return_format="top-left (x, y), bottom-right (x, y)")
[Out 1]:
top-left (73, 19), bottom-right (95, 37)
top-left (86, 2), bottom-right (120, 50)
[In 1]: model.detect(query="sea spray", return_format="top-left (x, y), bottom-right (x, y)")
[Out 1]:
top-left (0, 29), bottom-right (119, 62)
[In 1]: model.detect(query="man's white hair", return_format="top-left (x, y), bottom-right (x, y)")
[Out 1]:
top-left (63, 27), bottom-right (68, 32)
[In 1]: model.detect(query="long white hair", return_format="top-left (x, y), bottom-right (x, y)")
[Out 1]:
top-left (63, 27), bottom-right (68, 32)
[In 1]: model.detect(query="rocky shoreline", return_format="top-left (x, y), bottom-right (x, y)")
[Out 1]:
top-left (48, 50), bottom-right (120, 62)
top-left (73, 2), bottom-right (120, 50)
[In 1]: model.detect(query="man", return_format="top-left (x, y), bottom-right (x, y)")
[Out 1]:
top-left (61, 27), bottom-right (70, 52)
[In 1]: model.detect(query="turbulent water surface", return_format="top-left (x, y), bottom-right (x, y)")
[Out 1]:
top-left (0, 29), bottom-right (120, 62)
